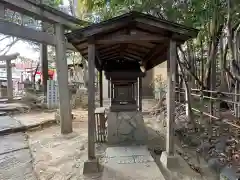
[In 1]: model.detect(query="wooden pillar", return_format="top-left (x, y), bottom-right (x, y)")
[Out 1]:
top-left (108, 80), bottom-right (110, 98)
top-left (40, 44), bottom-right (48, 94)
top-left (175, 61), bottom-right (179, 102)
top-left (87, 43), bottom-right (96, 160)
top-left (55, 23), bottom-right (72, 134)
top-left (136, 80), bottom-right (139, 105)
top-left (40, 23), bottom-right (48, 95)
top-left (6, 60), bottom-right (13, 99)
top-left (109, 80), bottom-right (111, 105)
top-left (0, 3), bottom-right (4, 18)
top-left (138, 77), bottom-right (142, 111)
top-left (99, 70), bottom-right (103, 107)
top-left (110, 80), bottom-right (113, 106)
top-left (166, 40), bottom-right (176, 156)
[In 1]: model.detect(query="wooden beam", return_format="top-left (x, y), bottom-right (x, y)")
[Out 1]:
top-left (87, 43), bottom-right (96, 160)
top-left (123, 53), bottom-right (142, 61)
top-left (128, 43), bottom-right (151, 52)
top-left (102, 55), bottom-right (137, 62)
top-left (73, 21), bottom-right (127, 38)
top-left (98, 45), bottom-right (120, 53)
top-left (55, 23), bottom-right (72, 134)
top-left (124, 50), bottom-right (144, 58)
top-left (125, 48), bottom-right (145, 57)
top-left (0, 53), bottom-right (19, 61)
top-left (143, 43), bottom-right (167, 66)
top-left (123, 56), bottom-right (138, 61)
top-left (101, 56), bottom-right (119, 62)
top-left (0, 0), bottom-right (86, 28)
top-left (0, 19), bottom-right (76, 50)
top-left (0, 64), bottom-right (15, 68)
top-left (73, 41), bottom-right (88, 50)
top-left (166, 39), bottom-right (176, 156)
top-left (136, 17), bottom-right (198, 39)
top-left (100, 53), bottom-right (119, 60)
top-left (95, 34), bottom-right (166, 44)
top-left (99, 50), bottom-right (120, 58)
top-left (146, 59), bottom-right (166, 71)
top-left (138, 77), bottom-right (142, 111)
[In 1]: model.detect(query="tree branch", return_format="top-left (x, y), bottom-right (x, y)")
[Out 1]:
top-left (0, 38), bottom-right (20, 55)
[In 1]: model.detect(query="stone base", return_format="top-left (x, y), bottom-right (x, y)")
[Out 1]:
top-left (110, 104), bottom-right (138, 112)
top-left (107, 111), bottom-right (147, 145)
top-left (83, 159), bottom-right (100, 174)
top-left (160, 151), bottom-right (179, 169)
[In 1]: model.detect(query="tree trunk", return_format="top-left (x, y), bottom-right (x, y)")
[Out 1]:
top-left (203, 25), bottom-right (223, 89)
top-left (177, 53), bottom-right (198, 131)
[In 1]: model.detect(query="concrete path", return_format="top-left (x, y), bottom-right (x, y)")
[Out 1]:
top-left (0, 133), bottom-right (37, 180)
top-left (0, 113), bottom-right (55, 180)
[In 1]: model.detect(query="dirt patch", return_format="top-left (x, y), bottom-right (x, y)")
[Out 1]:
top-left (27, 108), bottom-right (106, 180)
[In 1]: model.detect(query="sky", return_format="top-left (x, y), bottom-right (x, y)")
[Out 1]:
top-left (0, 0), bottom-right (70, 61)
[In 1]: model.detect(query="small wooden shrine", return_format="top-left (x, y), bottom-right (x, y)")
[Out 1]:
top-left (65, 11), bottom-right (199, 171)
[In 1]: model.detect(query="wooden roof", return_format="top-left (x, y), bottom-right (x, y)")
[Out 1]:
top-left (65, 11), bottom-right (199, 71)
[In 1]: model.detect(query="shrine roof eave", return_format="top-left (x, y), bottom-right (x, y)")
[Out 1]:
top-left (65, 11), bottom-right (199, 71)
top-left (66, 11), bottom-right (199, 40)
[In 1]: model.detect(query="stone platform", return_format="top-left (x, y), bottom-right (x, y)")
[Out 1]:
top-left (107, 111), bottom-right (147, 145)
top-left (0, 133), bottom-right (37, 180)
top-left (0, 113), bottom-right (55, 135)
top-left (101, 146), bottom-right (165, 180)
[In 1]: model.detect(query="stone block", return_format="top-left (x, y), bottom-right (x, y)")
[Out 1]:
top-left (160, 151), bottom-right (179, 169)
top-left (0, 116), bottom-right (22, 132)
top-left (208, 158), bottom-right (226, 173)
top-left (83, 159), bottom-right (100, 174)
top-left (220, 166), bottom-right (240, 180)
top-left (107, 111), bottom-right (147, 145)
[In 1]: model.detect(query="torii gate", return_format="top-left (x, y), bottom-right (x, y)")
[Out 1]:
top-left (0, 0), bottom-right (88, 134)
top-left (0, 52), bottom-right (19, 99)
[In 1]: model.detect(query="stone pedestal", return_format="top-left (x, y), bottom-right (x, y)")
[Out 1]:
top-left (160, 151), bottom-right (179, 169)
top-left (83, 159), bottom-right (100, 174)
top-left (107, 111), bottom-right (147, 145)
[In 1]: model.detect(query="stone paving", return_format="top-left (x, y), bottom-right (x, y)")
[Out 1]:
top-left (0, 112), bottom-right (55, 135)
top-left (0, 112), bottom-right (55, 180)
top-left (12, 112), bottom-right (55, 127)
top-left (0, 133), bottom-right (37, 180)
top-left (101, 146), bottom-right (165, 180)
top-left (0, 116), bottom-right (22, 132)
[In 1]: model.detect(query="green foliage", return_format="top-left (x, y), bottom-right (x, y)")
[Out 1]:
top-left (42, 0), bottom-right (63, 7)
